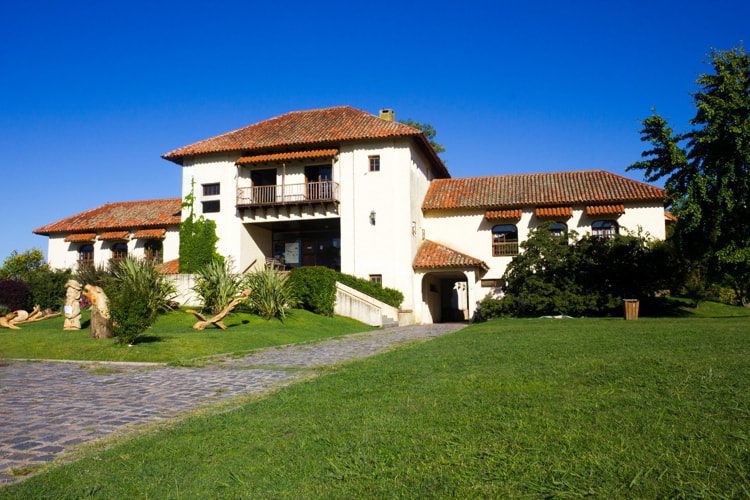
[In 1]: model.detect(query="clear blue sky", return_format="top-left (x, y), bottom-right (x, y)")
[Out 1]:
top-left (1, 0), bottom-right (747, 258)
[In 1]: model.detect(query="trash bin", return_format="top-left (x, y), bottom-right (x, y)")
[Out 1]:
top-left (623, 299), bottom-right (640, 320)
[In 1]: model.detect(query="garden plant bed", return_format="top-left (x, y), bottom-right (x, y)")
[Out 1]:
top-left (0, 309), bottom-right (372, 363)
top-left (2, 301), bottom-right (748, 497)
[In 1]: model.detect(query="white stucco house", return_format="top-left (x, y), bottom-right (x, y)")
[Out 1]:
top-left (34, 106), bottom-right (669, 324)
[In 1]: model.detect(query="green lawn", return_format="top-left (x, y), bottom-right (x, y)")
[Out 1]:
top-left (3, 309), bottom-right (748, 497)
top-left (0, 309), bottom-right (371, 363)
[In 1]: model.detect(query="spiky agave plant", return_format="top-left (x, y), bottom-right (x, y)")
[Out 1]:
top-left (192, 258), bottom-right (244, 313)
top-left (246, 267), bottom-right (296, 320)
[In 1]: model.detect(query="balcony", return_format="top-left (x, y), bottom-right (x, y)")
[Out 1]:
top-left (237, 181), bottom-right (339, 207)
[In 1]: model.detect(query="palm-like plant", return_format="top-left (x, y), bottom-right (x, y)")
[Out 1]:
top-left (192, 259), bottom-right (244, 313)
top-left (111, 257), bottom-right (177, 314)
top-left (245, 267), bottom-right (296, 320)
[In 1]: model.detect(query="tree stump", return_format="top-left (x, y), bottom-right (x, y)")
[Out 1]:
top-left (83, 284), bottom-right (113, 339)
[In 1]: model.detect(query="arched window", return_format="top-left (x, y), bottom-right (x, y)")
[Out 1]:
top-left (111, 242), bottom-right (128, 261)
top-left (78, 244), bottom-right (94, 266)
top-left (492, 224), bottom-right (519, 256)
top-left (592, 220), bottom-right (618, 239)
top-left (549, 222), bottom-right (567, 238)
top-left (144, 239), bottom-right (163, 263)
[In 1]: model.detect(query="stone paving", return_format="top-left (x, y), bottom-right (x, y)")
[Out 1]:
top-left (0, 323), bottom-right (464, 485)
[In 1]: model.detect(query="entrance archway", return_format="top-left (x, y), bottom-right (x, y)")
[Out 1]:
top-left (421, 271), bottom-right (469, 323)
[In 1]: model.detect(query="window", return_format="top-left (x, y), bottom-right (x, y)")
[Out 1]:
top-left (144, 239), bottom-right (163, 263)
top-left (369, 274), bottom-right (382, 285)
top-left (202, 183), bottom-right (220, 196)
top-left (369, 155), bottom-right (380, 172)
top-left (111, 242), bottom-right (128, 261)
top-left (78, 244), bottom-right (94, 265)
top-left (592, 220), bottom-right (618, 239)
top-left (549, 222), bottom-right (568, 238)
top-left (481, 279), bottom-right (502, 288)
top-left (492, 224), bottom-right (519, 256)
top-left (202, 200), bottom-right (220, 213)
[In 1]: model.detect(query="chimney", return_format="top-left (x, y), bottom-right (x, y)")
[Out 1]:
top-left (379, 108), bottom-right (395, 122)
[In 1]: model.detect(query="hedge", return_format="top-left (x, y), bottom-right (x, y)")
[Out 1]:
top-left (0, 279), bottom-right (31, 311)
top-left (288, 267), bottom-right (404, 316)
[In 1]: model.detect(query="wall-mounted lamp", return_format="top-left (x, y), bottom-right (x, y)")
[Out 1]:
top-left (369, 210), bottom-right (376, 226)
top-left (411, 221), bottom-right (417, 236)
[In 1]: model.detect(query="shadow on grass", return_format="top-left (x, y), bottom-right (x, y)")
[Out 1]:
top-left (134, 335), bottom-right (163, 344)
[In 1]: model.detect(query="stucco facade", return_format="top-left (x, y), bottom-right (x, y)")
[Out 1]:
top-left (35, 106), bottom-right (669, 324)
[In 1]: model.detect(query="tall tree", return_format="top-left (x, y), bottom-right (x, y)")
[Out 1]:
top-left (628, 46), bottom-right (750, 303)
top-left (400, 119), bottom-right (446, 154)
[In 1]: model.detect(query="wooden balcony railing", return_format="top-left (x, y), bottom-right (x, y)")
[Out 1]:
top-left (237, 181), bottom-right (339, 207)
top-left (492, 241), bottom-right (519, 257)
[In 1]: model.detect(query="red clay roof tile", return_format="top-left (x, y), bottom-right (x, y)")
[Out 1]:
top-left (485, 209), bottom-right (522, 221)
top-left (423, 170), bottom-right (665, 211)
top-left (64, 233), bottom-right (96, 243)
top-left (133, 228), bottom-right (167, 239)
top-left (162, 106), bottom-right (449, 177)
top-left (586, 204), bottom-right (625, 215)
top-left (98, 231), bottom-right (130, 241)
top-left (157, 259), bottom-right (180, 275)
top-left (34, 199), bottom-right (181, 235)
top-left (236, 148), bottom-right (338, 165)
top-left (535, 206), bottom-right (573, 218)
top-left (413, 240), bottom-right (488, 271)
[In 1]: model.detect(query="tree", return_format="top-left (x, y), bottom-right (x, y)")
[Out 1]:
top-left (400, 119), bottom-right (446, 154)
top-left (627, 46), bottom-right (750, 304)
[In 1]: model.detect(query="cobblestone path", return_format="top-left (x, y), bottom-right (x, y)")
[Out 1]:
top-left (0, 323), bottom-right (464, 485)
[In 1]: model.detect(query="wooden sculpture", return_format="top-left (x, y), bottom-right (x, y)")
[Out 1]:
top-left (186, 289), bottom-right (251, 330)
top-left (83, 284), bottom-right (113, 339)
top-left (63, 279), bottom-right (83, 330)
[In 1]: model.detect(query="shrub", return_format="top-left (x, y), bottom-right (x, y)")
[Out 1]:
top-left (335, 272), bottom-right (404, 308)
top-left (179, 180), bottom-right (223, 273)
top-left (485, 226), bottom-right (679, 318)
top-left (246, 267), bottom-right (296, 320)
top-left (474, 296), bottom-right (507, 321)
top-left (0, 279), bottom-right (31, 311)
top-left (192, 259), bottom-right (244, 313)
top-left (288, 267), bottom-right (337, 316)
top-left (107, 258), bottom-right (177, 345)
top-left (75, 264), bottom-right (114, 289)
top-left (1, 249), bottom-right (72, 310)
top-left (27, 268), bottom-right (72, 310)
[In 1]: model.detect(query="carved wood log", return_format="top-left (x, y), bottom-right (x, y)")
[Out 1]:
top-left (187, 289), bottom-right (251, 330)
top-left (0, 312), bottom-right (21, 330)
top-left (83, 285), bottom-right (113, 339)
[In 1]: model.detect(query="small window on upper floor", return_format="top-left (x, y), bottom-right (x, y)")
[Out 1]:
top-left (592, 220), bottom-right (618, 239)
top-left (202, 200), bottom-right (221, 213)
top-left (369, 274), bottom-right (382, 285)
top-left (549, 222), bottom-right (568, 238)
top-left (369, 155), bottom-right (380, 172)
top-left (203, 183), bottom-right (220, 196)
top-left (492, 224), bottom-right (519, 256)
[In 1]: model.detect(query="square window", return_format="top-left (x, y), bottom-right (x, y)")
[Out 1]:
top-left (368, 155), bottom-right (380, 172)
top-left (369, 274), bottom-right (382, 285)
top-left (202, 200), bottom-right (220, 213)
top-left (202, 183), bottom-right (220, 196)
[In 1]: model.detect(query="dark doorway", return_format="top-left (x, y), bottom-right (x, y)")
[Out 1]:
top-left (251, 168), bottom-right (277, 186)
top-left (305, 165), bottom-right (333, 200)
top-left (260, 218), bottom-right (341, 271)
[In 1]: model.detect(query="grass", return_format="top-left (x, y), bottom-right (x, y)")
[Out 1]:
top-left (2, 309), bottom-right (748, 497)
top-left (0, 309), bottom-right (371, 363)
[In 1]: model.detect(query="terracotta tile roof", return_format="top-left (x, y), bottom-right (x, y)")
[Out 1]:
top-left (664, 211), bottom-right (678, 222)
top-left (236, 148), bottom-right (338, 165)
top-left (162, 106), bottom-right (449, 177)
top-left (34, 199), bottom-right (181, 235)
top-left (157, 259), bottom-right (180, 275)
top-left (64, 233), bottom-right (96, 243)
top-left (413, 240), bottom-right (488, 271)
top-left (423, 170), bottom-right (666, 211)
top-left (133, 228), bottom-right (167, 239)
top-left (485, 209), bottom-right (522, 221)
top-left (98, 231), bottom-right (130, 241)
top-left (586, 204), bottom-right (625, 215)
top-left (535, 206), bottom-right (573, 218)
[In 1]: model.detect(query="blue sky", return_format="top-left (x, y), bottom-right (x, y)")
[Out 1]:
top-left (1, 0), bottom-right (748, 258)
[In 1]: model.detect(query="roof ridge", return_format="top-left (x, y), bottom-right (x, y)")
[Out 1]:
top-left (436, 169), bottom-right (610, 183)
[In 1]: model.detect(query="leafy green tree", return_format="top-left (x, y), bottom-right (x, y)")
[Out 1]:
top-left (627, 46), bottom-right (750, 304)
top-left (0, 249), bottom-right (71, 309)
top-left (400, 119), bottom-right (446, 154)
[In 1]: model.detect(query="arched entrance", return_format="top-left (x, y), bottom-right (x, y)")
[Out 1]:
top-left (421, 271), bottom-right (469, 323)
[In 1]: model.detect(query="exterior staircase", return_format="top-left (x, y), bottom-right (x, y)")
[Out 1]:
top-left (334, 282), bottom-right (407, 327)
